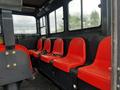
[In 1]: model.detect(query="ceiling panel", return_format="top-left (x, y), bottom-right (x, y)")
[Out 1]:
top-left (23, 0), bottom-right (49, 8)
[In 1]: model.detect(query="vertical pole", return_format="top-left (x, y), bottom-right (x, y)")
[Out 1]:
top-left (63, 0), bottom-right (69, 33)
top-left (81, 0), bottom-right (83, 29)
top-left (55, 11), bottom-right (57, 33)
top-left (46, 15), bottom-right (50, 37)
top-left (112, 0), bottom-right (120, 90)
top-left (36, 18), bottom-right (40, 35)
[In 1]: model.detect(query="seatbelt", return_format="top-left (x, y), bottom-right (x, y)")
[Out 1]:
top-left (0, 0), bottom-right (22, 50)
top-left (0, 10), bottom-right (15, 50)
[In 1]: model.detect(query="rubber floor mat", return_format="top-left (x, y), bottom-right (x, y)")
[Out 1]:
top-left (0, 73), bottom-right (60, 90)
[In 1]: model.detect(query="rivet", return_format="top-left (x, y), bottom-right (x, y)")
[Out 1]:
top-left (12, 51), bottom-right (16, 54)
top-left (117, 67), bottom-right (120, 71)
top-left (13, 63), bottom-right (17, 67)
top-left (7, 64), bottom-right (10, 68)
top-left (73, 84), bottom-right (77, 89)
top-left (32, 76), bottom-right (36, 80)
top-left (5, 51), bottom-right (9, 55)
top-left (117, 84), bottom-right (120, 88)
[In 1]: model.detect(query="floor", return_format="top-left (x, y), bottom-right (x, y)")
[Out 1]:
top-left (0, 73), bottom-right (60, 90)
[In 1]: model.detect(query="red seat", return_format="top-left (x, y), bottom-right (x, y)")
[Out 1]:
top-left (32, 38), bottom-right (51, 58)
top-left (29, 38), bottom-right (43, 58)
top-left (53, 38), bottom-right (86, 73)
top-left (41, 38), bottom-right (51, 54)
top-left (40, 38), bottom-right (64, 63)
top-left (77, 36), bottom-right (111, 90)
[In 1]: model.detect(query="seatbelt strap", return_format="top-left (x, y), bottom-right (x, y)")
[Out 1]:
top-left (0, 9), bottom-right (15, 50)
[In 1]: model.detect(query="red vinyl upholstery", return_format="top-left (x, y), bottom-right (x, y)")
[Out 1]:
top-left (42, 38), bottom-right (51, 53)
top-left (29, 38), bottom-right (43, 58)
top-left (40, 38), bottom-right (64, 63)
top-left (77, 36), bottom-right (111, 90)
top-left (53, 38), bottom-right (86, 73)
top-left (37, 38), bottom-right (43, 50)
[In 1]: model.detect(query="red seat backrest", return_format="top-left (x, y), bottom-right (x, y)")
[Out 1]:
top-left (66, 38), bottom-right (86, 64)
top-left (52, 38), bottom-right (64, 56)
top-left (37, 38), bottom-right (42, 51)
top-left (93, 36), bottom-right (111, 71)
top-left (0, 44), bottom-right (29, 54)
top-left (43, 38), bottom-right (51, 53)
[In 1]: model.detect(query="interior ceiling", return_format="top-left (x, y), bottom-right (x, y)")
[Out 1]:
top-left (14, 0), bottom-right (51, 15)
top-left (23, 0), bottom-right (49, 8)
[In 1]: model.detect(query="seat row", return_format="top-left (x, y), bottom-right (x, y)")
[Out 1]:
top-left (29, 36), bottom-right (111, 90)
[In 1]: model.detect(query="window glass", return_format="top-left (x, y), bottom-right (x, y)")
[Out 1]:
top-left (68, 0), bottom-right (101, 31)
top-left (40, 18), bottom-right (43, 27)
top-left (13, 15), bottom-right (36, 34)
top-left (83, 0), bottom-right (101, 28)
top-left (49, 11), bottom-right (56, 33)
top-left (40, 16), bottom-right (46, 35)
top-left (41, 27), bottom-right (46, 35)
top-left (43, 17), bottom-right (46, 26)
top-left (69, 0), bottom-right (81, 30)
top-left (56, 7), bottom-right (64, 33)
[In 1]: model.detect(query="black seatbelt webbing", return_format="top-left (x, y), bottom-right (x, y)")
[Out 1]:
top-left (0, 10), bottom-right (15, 50)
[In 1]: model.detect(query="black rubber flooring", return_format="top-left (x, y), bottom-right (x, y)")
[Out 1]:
top-left (0, 73), bottom-right (60, 90)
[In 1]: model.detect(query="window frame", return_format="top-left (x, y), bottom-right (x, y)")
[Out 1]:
top-left (12, 14), bottom-right (37, 35)
top-left (68, 0), bottom-right (101, 31)
top-left (49, 7), bottom-right (64, 34)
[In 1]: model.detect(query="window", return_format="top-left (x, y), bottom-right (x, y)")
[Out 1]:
top-left (49, 7), bottom-right (64, 34)
top-left (56, 7), bottom-right (64, 33)
top-left (13, 15), bottom-right (37, 34)
top-left (49, 12), bottom-right (56, 33)
top-left (69, 0), bottom-right (81, 30)
top-left (83, 0), bottom-right (101, 28)
top-left (69, 0), bottom-right (101, 30)
top-left (40, 16), bottom-right (46, 35)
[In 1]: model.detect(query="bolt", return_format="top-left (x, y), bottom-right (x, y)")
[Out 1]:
top-left (13, 63), bottom-right (17, 67)
top-left (73, 84), bottom-right (77, 89)
top-left (118, 67), bottom-right (120, 71)
top-left (32, 76), bottom-right (36, 80)
top-left (7, 64), bottom-right (10, 68)
top-left (117, 84), bottom-right (120, 88)
top-left (12, 51), bottom-right (16, 54)
top-left (5, 51), bottom-right (9, 55)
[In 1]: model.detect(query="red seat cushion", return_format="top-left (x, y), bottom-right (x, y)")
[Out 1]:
top-left (29, 38), bottom-right (51, 58)
top-left (40, 54), bottom-right (61, 63)
top-left (40, 38), bottom-right (64, 63)
top-left (53, 38), bottom-right (86, 73)
top-left (53, 56), bottom-right (84, 72)
top-left (77, 36), bottom-right (111, 90)
top-left (37, 38), bottom-right (43, 51)
top-left (29, 38), bottom-right (43, 57)
top-left (52, 38), bottom-right (64, 56)
top-left (42, 38), bottom-right (51, 53)
top-left (0, 44), bottom-right (29, 54)
top-left (29, 50), bottom-right (41, 58)
top-left (77, 65), bottom-right (111, 90)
